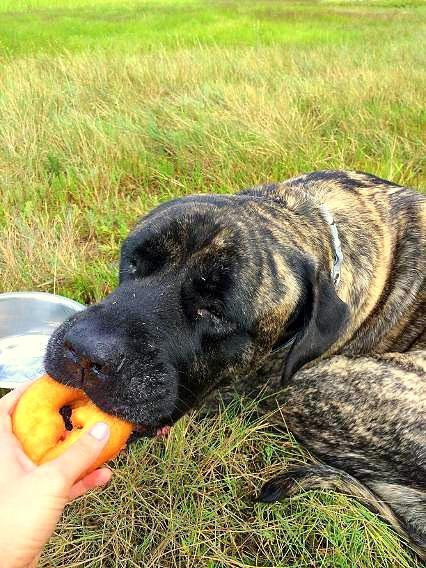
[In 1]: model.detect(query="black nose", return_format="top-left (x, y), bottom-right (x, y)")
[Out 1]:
top-left (63, 327), bottom-right (118, 382)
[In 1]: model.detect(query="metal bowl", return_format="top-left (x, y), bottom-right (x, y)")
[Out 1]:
top-left (0, 292), bottom-right (85, 389)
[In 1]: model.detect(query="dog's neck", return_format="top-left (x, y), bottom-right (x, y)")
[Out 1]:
top-left (267, 201), bottom-right (344, 357)
top-left (252, 173), bottom-right (424, 355)
top-left (240, 186), bottom-right (344, 291)
top-left (247, 179), bottom-right (357, 303)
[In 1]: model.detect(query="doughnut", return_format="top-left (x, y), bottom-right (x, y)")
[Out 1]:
top-left (12, 374), bottom-right (134, 474)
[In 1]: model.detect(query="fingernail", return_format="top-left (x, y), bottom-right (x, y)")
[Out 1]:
top-left (89, 422), bottom-right (109, 440)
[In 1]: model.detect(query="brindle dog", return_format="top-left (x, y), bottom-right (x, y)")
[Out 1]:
top-left (45, 170), bottom-right (425, 557)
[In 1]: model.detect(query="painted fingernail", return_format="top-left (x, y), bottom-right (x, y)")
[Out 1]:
top-left (89, 422), bottom-right (109, 440)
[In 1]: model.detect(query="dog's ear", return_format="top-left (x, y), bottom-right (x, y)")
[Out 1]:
top-left (281, 261), bottom-right (349, 383)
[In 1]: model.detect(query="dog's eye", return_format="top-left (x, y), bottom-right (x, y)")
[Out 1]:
top-left (197, 307), bottom-right (210, 318)
top-left (196, 306), bottom-right (221, 321)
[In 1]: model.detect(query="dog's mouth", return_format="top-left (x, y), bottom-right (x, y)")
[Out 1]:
top-left (59, 405), bottom-right (172, 440)
top-left (133, 423), bottom-right (171, 439)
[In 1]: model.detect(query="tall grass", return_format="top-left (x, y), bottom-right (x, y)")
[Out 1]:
top-left (1, 41), bottom-right (424, 301)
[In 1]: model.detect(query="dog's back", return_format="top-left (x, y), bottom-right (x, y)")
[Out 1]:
top-left (260, 350), bottom-right (426, 558)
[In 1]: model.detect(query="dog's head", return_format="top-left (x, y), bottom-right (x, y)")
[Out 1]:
top-left (45, 193), bottom-right (348, 433)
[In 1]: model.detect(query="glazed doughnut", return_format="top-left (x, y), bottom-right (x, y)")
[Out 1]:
top-left (12, 374), bottom-right (134, 473)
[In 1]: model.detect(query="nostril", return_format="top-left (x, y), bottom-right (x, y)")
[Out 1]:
top-left (63, 335), bottom-right (112, 381)
top-left (65, 341), bottom-right (76, 353)
top-left (90, 362), bottom-right (110, 381)
top-left (64, 340), bottom-right (80, 363)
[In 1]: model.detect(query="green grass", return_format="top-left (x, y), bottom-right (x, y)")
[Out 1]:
top-left (1, 0), bottom-right (423, 56)
top-left (40, 397), bottom-right (421, 567)
top-left (0, 0), bottom-right (425, 566)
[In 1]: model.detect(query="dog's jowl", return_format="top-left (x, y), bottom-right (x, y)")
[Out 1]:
top-left (45, 170), bottom-right (425, 557)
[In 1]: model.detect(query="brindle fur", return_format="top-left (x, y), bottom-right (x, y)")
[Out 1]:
top-left (244, 172), bottom-right (425, 557)
top-left (45, 170), bottom-right (425, 558)
top-left (258, 352), bottom-right (425, 557)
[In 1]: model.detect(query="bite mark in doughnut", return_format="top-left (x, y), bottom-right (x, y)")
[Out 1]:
top-left (12, 374), bottom-right (134, 473)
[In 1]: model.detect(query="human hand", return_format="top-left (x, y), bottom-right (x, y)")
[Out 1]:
top-left (0, 386), bottom-right (112, 568)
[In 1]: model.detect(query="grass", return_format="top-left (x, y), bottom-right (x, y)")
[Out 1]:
top-left (1, 0), bottom-right (423, 56)
top-left (40, 397), bottom-right (422, 567)
top-left (0, 0), bottom-right (425, 565)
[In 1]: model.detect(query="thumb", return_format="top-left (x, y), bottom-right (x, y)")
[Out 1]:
top-left (40, 422), bottom-right (110, 489)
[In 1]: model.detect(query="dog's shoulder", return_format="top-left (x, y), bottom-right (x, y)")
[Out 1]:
top-left (239, 172), bottom-right (425, 250)
top-left (240, 169), bottom-right (424, 206)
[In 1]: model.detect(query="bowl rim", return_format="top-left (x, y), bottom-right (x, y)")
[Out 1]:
top-left (0, 292), bottom-right (85, 389)
top-left (0, 291), bottom-right (85, 312)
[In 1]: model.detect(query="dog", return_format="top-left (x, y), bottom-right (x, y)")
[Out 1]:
top-left (45, 170), bottom-right (425, 557)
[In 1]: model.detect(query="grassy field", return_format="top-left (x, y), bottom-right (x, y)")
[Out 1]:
top-left (1, 0), bottom-right (425, 566)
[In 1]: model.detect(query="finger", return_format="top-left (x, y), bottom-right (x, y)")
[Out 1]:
top-left (0, 382), bottom-right (30, 413)
top-left (0, 419), bottom-right (37, 472)
top-left (0, 427), bottom-right (36, 480)
top-left (0, 383), bottom-right (31, 432)
top-left (40, 422), bottom-right (110, 489)
top-left (14, 443), bottom-right (37, 472)
top-left (69, 467), bottom-right (112, 500)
